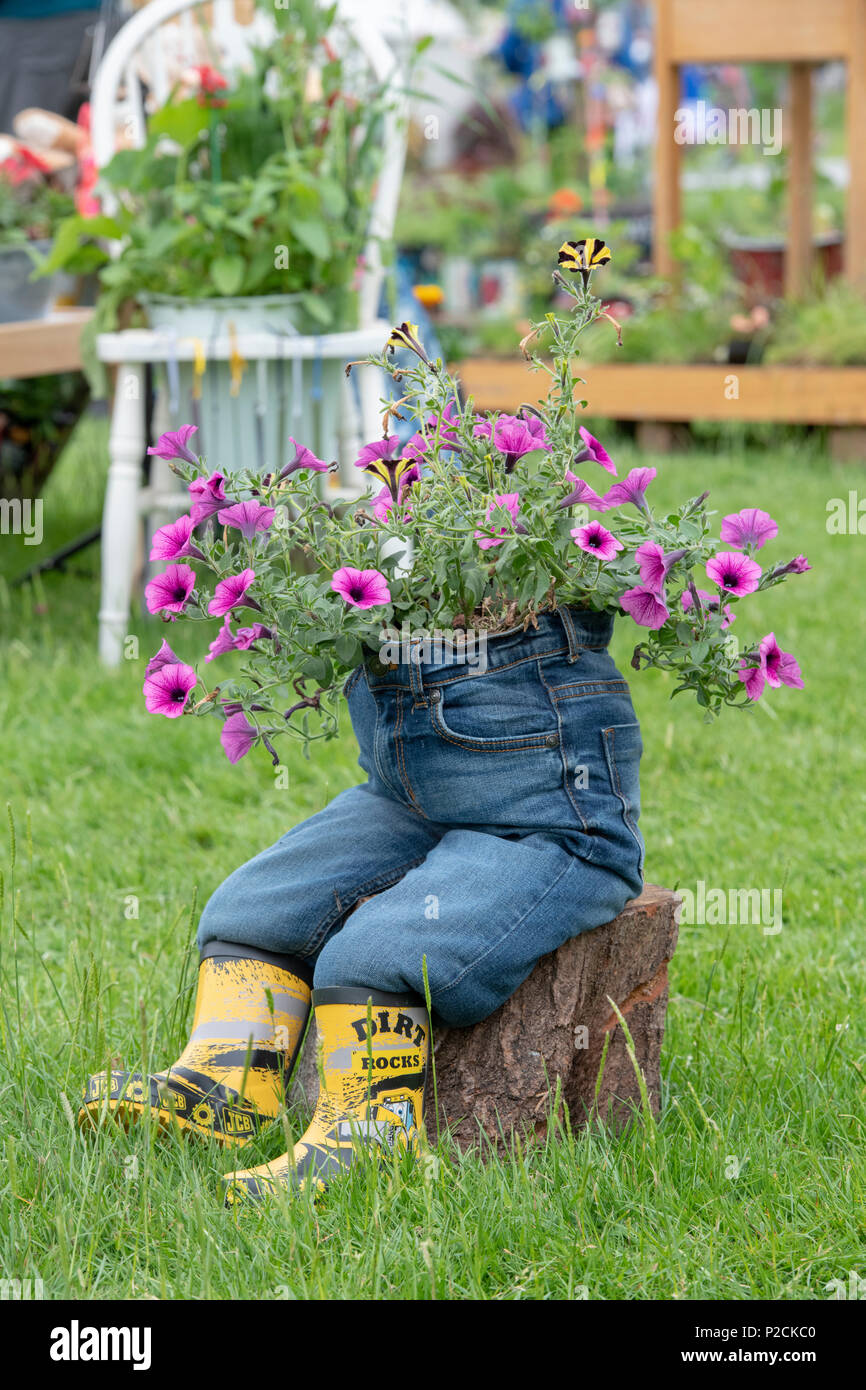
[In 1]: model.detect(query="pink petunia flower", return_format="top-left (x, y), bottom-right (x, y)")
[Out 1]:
top-left (331, 567), bottom-right (392, 608)
top-left (221, 710), bottom-right (258, 763)
top-left (576, 426), bottom-right (617, 476)
top-left (474, 492), bottom-right (521, 550)
top-left (571, 520), bottom-right (623, 561)
top-left (777, 554), bottom-right (811, 575)
top-left (706, 551), bottom-right (762, 597)
top-left (143, 661), bottom-right (197, 718)
top-left (205, 615), bottom-right (237, 662)
top-left (217, 499), bottom-right (275, 541)
top-left (402, 432), bottom-right (430, 464)
top-left (474, 414), bottom-right (551, 472)
top-left (144, 639), bottom-right (183, 679)
top-left (720, 507), bottom-right (778, 551)
top-left (560, 474), bottom-right (609, 512)
top-left (738, 661), bottom-right (767, 701)
top-left (278, 438), bottom-right (330, 480)
top-left (208, 569), bottom-right (258, 616)
top-left (738, 632), bottom-right (804, 701)
top-left (759, 632), bottom-right (804, 690)
top-left (604, 467), bottom-right (657, 513)
top-left (149, 514), bottom-right (204, 562)
top-left (635, 541), bottom-right (687, 594)
top-left (523, 415), bottom-right (550, 449)
top-left (620, 585), bottom-right (670, 629)
top-left (681, 588), bottom-right (735, 629)
top-left (147, 425), bottom-right (199, 464)
top-left (425, 401), bottom-right (461, 446)
top-left (234, 623), bottom-right (272, 650)
top-left (145, 564), bottom-right (196, 615)
top-left (188, 471), bottom-right (227, 524)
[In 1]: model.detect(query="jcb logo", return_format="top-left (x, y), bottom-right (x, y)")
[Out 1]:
top-left (223, 1110), bottom-right (255, 1134)
top-left (353, 1050), bottom-right (424, 1075)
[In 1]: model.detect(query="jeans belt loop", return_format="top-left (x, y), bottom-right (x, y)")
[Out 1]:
top-left (559, 606), bottom-right (582, 664)
top-left (408, 640), bottom-right (427, 704)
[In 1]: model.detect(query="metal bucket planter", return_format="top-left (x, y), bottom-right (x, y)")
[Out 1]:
top-left (140, 292), bottom-right (349, 480)
top-left (0, 240), bottom-right (61, 324)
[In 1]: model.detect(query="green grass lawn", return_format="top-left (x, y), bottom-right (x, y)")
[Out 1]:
top-left (1, 418), bottom-right (864, 1300)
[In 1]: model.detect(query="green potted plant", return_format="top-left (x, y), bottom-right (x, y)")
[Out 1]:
top-left (0, 144), bottom-right (74, 323)
top-left (39, 2), bottom-right (396, 389)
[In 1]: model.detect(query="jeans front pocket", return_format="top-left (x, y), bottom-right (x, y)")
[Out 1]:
top-left (428, 663), bottom-right (561, 753)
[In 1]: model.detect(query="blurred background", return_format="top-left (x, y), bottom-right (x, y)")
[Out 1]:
top-left (2, 0), bottom-right (865, 532)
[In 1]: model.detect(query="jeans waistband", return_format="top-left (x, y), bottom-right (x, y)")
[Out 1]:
top-left (365, 606), bottom-right (615, 695)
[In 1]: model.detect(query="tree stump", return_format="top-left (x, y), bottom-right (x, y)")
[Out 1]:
top-left (292, 885), bottom-right (680, 1150)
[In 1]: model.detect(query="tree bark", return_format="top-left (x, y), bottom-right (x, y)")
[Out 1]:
top-left (292, 884), bottom-right (680, 1150)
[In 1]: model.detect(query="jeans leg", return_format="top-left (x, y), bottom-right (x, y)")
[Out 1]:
top-left (314, 827), bottom-right (639, 1025)
top-left (196, 783), bottom-right (445, 961)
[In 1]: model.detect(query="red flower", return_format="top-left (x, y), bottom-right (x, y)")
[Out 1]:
top-left (1, 146), bottom-right (52, 186)
top-left (185, 63), bottom-right (229, 107)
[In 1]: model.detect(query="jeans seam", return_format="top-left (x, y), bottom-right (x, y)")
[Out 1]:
top-left (394, 690), bottom-right (428, 816)
top-left (300, 857), bottom-right (429, 957)
top-left (436, 853), bottom-right (577, 996)
top-left (371, 682), bottom-right (402, 802)
top-left (603, 726), bottom-right (644, 875)
top-left (342, 665), bottom-right (364, 698)
top-left (537, 660), bottom-right (591, 838)
top-left (550, 680), bottom-right (631, 699)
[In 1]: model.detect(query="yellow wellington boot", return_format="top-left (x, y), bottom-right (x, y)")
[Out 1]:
top-left (222, 986), bottom-right (430, 1203)
top-left (79, 943), bottom-right (312, 1146)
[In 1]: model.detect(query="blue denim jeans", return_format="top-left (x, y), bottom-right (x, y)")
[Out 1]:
top-left (197, 607), bottom-right (644, 1026)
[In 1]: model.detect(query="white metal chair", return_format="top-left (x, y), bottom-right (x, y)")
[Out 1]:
top-left (91, 0), bottom-right (407, 665)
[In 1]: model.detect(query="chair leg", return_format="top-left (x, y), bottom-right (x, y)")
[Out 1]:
top-left (99, 363), bottom-right (144, 667)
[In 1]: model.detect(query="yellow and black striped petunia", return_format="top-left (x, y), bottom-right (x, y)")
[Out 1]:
top-left (385, 321), bottom-right (434, 368)
top-left (557, 238), bottom-right (612, 286)
top-left (362, 451), bottom-right (417, 500)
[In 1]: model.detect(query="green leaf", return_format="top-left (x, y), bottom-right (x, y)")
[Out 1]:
top-left (292, 217), bottom-right (331, 259)
top-left (299, 656), bottom-right (331, 682)
top-left (36, 214), bottom-right (122, 273)
top-left (149, 98), bottom-right (209, 151)
top-left (299, 292), bottom-right (333, 326)
top-left (335, 635), bottom-right (362, 667)
top-left (318, 180), bottom-right (348, 220)
top-left (210, 254), bottom-right (246, 296)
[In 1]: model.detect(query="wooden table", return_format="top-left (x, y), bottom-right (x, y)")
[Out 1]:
top-left (0, 308), bottom-right (93, 380)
